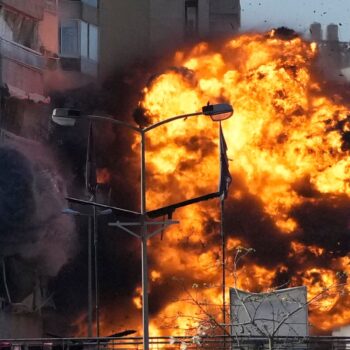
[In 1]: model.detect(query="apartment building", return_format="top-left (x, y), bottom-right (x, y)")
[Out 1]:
top-left (58, 0), bottom-right (241, 81)
top-left (0, 0), bottom-right (59, 139)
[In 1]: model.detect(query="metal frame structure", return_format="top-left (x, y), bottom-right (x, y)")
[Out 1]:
top-left (0, 335), bottom-right (349, 350)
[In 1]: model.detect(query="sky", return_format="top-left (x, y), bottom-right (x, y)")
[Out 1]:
top-left (240, 0), bottom-right (350, 42)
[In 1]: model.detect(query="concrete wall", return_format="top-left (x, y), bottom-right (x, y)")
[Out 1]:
top-left (150, 0), bottom-right (210, 55)
top-left (150, 0), bottom-right (184, 53)
top-left (82, 2), bottom-right (98, 26)
top-left (198, 0), bottom-right (210, 38)
top-left (39, 9), bottom-right (59, 54)
top-left (58, 0), bottom-right (81, 21)
top-left (99, 0), bottom-right (150, 79)
top-left (209, 0), bottom-right (240, 36)
top-left (333, 324), bottom-right (350, 337)
top-left (1, 0), bottom-right (44, 19)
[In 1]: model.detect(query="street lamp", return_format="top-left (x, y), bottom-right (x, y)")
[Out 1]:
top-left (52, 103), bottom-right (233, 350)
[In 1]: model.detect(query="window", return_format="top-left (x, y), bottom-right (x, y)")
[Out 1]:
top-left (185, 0), bottom-right (198, 38)
top-left (60, 19), bottom-right (79, 57)
top-left (80, 21), bottom-right (99, 62)
top-left (60, 20), bottom-right (98, 61)
top-left (88, 24), bottom-right (98, 61)
top-left (0, 8), bottom-right (39, 50)
top-left (82, 0), bottom-right (98, 8)
top-left (80, 21), bottom-right (88, 57)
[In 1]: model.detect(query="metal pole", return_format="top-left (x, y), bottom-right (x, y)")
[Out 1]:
top-left (140, 131), bottom-right (146, 213)
top-left (93, 201), bottom-right (100, 339)
top-left (221, 199), bottom-right (226, 342)
top-left (87, 216), bottom-right (93, 337)
top-left (219, 121), bottom-right (227, 345)
top-left (0, 45), bottom-right (3, 143)
top-left (141, 231), bottom-right (149, 350)
top-left (140, 131), bottom-right (149, 350)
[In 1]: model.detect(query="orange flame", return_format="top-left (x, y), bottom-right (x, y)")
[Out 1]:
top-left (92, 30), bottom-right (350, 337)
top-left (97, 168), bottom-right (111, 184)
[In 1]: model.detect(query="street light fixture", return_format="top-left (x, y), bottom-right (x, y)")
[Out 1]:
top-left (202, 103), bottom-right (233, 121)
top-left (52, 103), bottom-right (233, 128)
top-left (62, 208), bottom-right (113, 216)
top-left (52, 103), bottom-right (233, 350)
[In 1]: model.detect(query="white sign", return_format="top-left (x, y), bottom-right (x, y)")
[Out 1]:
top-left (230, 286), bottom-right (308, 337)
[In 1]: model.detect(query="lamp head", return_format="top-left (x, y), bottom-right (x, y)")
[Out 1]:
top-left (202, 103), bottom-right (234, 121)
top-left (52, 108), bottom-right (81, 126)
top-left (99, 209), bottom-right (113, 216)
top-left (62, 208), bottom-right (82, 216)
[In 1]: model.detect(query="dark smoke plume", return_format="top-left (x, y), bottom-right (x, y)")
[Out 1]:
top-left (0, 133), bottom-right (76, 302)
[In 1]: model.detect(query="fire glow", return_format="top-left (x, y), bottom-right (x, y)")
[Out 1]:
top-left (97, 167), bottom-right (111, 184)
top-left (96, 30), bottom-right (350, 336)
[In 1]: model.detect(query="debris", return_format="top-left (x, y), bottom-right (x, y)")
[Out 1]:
top-left (273, 27), bottom-right (299, 40)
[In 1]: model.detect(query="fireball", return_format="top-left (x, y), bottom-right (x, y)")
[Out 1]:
top-left (93, 29), bottom-right (350, 337)
top-left (138, 29), bottom-right (350, 335)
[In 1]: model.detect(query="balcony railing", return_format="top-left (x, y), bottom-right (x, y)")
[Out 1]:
top-left (0, 37), bottom-right (45, 70)
top-left (0, 336), bottom-right (348, 350)
top-left (0, 0), bottom-right (44, 19)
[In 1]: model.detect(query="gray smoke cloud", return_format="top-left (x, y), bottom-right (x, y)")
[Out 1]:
top-left (0, 131), bottom-right (76, 278)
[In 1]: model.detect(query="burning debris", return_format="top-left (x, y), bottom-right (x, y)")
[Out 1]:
top-left (272, 27), bottom-right (299, 40)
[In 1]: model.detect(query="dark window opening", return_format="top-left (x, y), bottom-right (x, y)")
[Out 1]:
top-left (185, 0), bottom-right (198, 39)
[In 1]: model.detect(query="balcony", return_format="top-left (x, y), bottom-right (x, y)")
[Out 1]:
top-left (0, 0), bottom-right (44, 19)
top-left (0, 38), bottom-right (45, 95)
top-left (0, 37), bottom-right (45, 70)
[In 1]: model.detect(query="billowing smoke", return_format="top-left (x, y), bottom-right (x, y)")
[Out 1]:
top-left (0, 133), bottom-right (76, 302)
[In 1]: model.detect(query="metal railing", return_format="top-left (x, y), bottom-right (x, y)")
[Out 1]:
top-left (0, 336), bottom-right (349, 350)
top-left (0, 37), bottom-right (45, 70)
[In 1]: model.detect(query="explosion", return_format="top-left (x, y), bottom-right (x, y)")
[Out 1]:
top-left (73, 29), bottom-right (350, 337)
top-left (134, 29), bottom-right (350, 335)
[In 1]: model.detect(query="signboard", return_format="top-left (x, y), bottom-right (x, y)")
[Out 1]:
top-left (230, 286), bottom-right (308, 337)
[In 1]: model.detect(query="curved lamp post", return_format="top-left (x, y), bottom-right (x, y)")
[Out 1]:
top-left (52, 103), bottom-right (233, 350)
